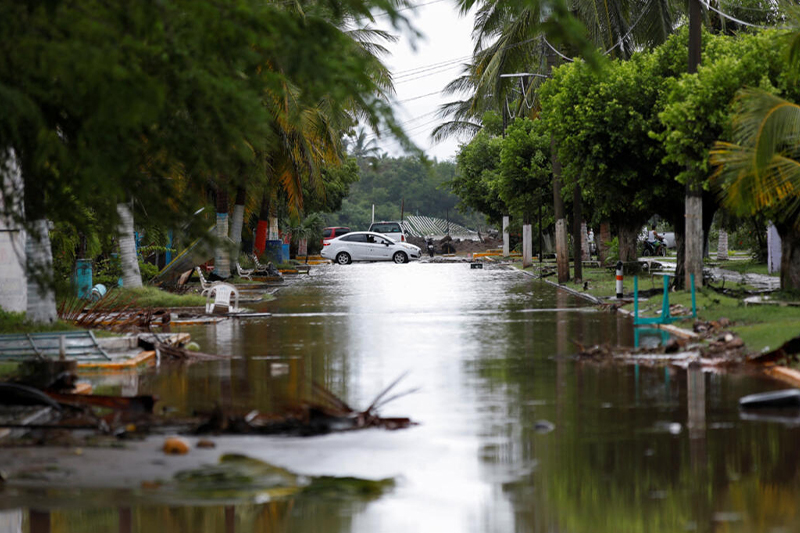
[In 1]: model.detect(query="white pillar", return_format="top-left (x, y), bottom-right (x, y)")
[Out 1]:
top-left (768, 223), bottom-right (782, 274)
top-left (522, 224), bottom-right (532, 268)
top-left (502, 216), bottom-right (510, 257)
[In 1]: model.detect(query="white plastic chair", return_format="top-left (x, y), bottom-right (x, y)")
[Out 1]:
top-left (205, 283), bottom-right (240, 314)
top-left (196, 266), bottom-right (222, 297)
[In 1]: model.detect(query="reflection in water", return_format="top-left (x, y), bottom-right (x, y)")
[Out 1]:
top-left (13, 264), bottom-right (800, 532)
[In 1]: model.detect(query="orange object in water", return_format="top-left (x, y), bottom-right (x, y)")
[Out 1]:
top-left (163, 437), bottom-right (190, 455)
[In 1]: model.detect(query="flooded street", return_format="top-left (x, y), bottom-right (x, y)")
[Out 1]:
top-left (5, 263), bottom-right (800, 532)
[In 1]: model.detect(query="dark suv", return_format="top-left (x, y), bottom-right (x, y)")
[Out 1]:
top-left (322, 226), bottom-right (351, 245)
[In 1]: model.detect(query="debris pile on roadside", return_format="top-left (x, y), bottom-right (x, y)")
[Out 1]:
top-left (0, 362), bottom-right (416, 445)
top-left (573, 318), bottom-right (750, 367)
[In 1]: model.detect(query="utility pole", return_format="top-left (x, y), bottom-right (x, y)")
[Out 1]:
top-left (685, 0), bottom-right (703, 290)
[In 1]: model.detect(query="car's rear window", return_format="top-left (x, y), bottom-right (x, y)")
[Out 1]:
top-left (340, 234), bottom-right (368, 243)
top-left (323, 229), bottom-right (332, 238)
top-left (370, 223), bottom-right (401, 233)
top-left (335, 229), bottom-right (350, 237)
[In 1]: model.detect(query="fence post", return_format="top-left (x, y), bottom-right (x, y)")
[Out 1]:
top-left (615, 261), bottom-right (624, 299)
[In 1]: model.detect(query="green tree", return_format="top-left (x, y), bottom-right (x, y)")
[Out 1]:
top-left (540, 50), bottom-right (682, 260)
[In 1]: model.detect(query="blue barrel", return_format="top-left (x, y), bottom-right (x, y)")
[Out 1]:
top-left (265, 240), bottom-right (283, 264)
top-left (73, 259), bottom-right (92, 299)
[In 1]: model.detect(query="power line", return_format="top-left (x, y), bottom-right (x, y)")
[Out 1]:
top-left (397, 90), bottom-right (442, 103)
top-left (395, 63), bottom-right (464, 84)
top-left (363, 110), bottom-right (442, 139)
top-left (700, 0), bottom-right (788, 28)
top-left (603, 0), bottom-right (652, 55)
top-left (393, 55), bottom-right (472, 77)
top-left (543, 38), bottom-right (575, 62)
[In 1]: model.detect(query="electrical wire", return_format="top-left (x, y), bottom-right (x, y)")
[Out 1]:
top-left (699, 0), bottom-right (788, 28)
top-left (543, 38), bottom-right (575, 62)
top-left (395, 63), bottom-right (464, 83)
top-left (393, 55), bottom-right (472, 77)
top-left (397, 90), bottom-right (443, 103)
top-left (602, 0), bottom-right (652, 55)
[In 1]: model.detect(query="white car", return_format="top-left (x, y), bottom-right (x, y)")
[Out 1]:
top-left (368, 221), bottom-right (408, 243)
top-left (321, 231), bottom-right (421, 264)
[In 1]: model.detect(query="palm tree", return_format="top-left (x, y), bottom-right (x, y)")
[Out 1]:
top-left (710, 88), bottom-right (800, 289)
top-left (117, 201), bottom-right (143, 288)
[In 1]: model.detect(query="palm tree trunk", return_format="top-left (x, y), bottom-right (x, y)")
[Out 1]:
top-left (254, 195), bottom-right (269, 255)
top-left (117, 202), bottom-right (143, 289)
top-left (25, 218), bottom-right (58, 324)
top-left (213, 187), bottom-right (231, 278)
top-left (229, 186), bottom-right (246, 259)
top-left (618, 224), bottom-right (638, 262)
top-left (776, 221), bottom-right (800, 290)
top-left (597, 222), bottom-right (611, 265)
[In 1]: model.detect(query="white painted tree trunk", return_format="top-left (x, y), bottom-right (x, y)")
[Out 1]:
top-left (555, 219), bottom-right (569, 281)
top-left (581, 222), bottom-right (590, 261)
top-left (298, 238), bottom-right (308, 258)
top-left (502, 216), bottom-right (509, 257)
top-left (0, 154), bottom-right (27, 312)
top-left (116, 202), bottom-right (142, 289)
top-left (25, 219), bottom-right (57, 323)
top-left (229, 205), bottom-right (244, 245)
top-left (716, 229), bottom-right (728, 261)
top-left (768, 223), bottom-right (781, 275)
top-left (522, 224), bottom-right (532, 268)
top-left (214, 213), bottom-right (231, 278)
top-left (229, 203), bottom-right (245, 259)
top-left (268, 215), bottom-right (279, 241)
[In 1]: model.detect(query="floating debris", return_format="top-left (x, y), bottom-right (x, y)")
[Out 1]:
top-left (163, 437), bottom-right (191, 455)
top-left (739, 389), bottom-right (800, 409)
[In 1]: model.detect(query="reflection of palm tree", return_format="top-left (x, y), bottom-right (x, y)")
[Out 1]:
top-left (711, 88), bottom-right (800, 289)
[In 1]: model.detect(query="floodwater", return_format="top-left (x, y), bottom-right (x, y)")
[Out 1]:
top-left (6, 263), bottom-right (800, 533)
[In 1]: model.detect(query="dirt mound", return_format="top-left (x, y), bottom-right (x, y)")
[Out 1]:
top-left (407, 235), bottom-right (502, 255)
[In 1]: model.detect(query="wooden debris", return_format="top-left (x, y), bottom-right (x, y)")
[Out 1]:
top-left (59, 292), bottom-right (170, 333)
top-left (194, 377), bottom-right (417, 436)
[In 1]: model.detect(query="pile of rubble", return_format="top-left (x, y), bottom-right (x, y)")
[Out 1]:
top-left (406, 235), bottom-right (503, 255)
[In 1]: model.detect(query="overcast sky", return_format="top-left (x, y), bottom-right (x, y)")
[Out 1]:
top-left (369, 1), bottom-right (475, 162)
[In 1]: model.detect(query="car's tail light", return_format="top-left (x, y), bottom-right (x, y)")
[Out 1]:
top-left (323, 241), bottom-right (330, 246)
top-left (401, 235), bottom-right (405, 242)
